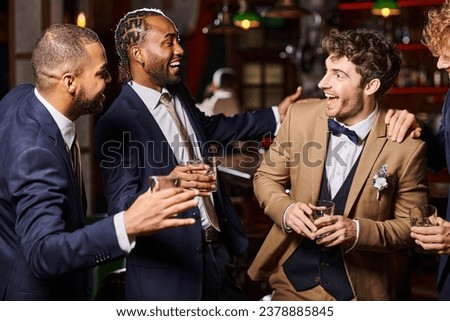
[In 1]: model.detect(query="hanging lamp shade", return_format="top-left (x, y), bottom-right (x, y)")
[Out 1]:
top-left (372, 0), bottom-right (400, 18)
top-left (262, 0), bottom-right (309, 19)
top-left (233, 0), bottom-right (260, 30)
top-left (202, 1), bottom-right (243, 35)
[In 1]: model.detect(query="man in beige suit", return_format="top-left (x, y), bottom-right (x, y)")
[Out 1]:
top-left (248, 29), bottom-right (429, 300)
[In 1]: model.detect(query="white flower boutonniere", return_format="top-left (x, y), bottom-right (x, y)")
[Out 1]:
top-left (373, 164), bottom-right (389, 200)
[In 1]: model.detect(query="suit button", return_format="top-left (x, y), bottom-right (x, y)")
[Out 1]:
top-left (315, 277), bottom-right (320, 283)
top-left (192, 212), bottom-right (199, 219)
top-left (196, 247), bottom-right (202, 253)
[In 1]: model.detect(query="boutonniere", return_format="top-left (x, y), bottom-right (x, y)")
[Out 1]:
top-left (373, 164), bottom-right (389, 200)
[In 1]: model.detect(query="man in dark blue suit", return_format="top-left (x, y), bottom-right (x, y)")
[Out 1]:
top-left (0, 24), bottom-right (199, 300)
top-left (95, 8), bottom-right (300, 300)
top-left (384, 2), bottom-right (450, 300)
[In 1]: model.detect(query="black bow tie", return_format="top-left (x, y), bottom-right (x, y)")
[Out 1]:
top-left (327, 118), bottom-right (359, 144)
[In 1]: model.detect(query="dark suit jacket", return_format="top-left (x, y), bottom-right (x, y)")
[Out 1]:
top-left (94, 82), bottom-right (276, 300)
top-left (423, 90), bottom-right (450, 300)
top-left (0, 84), bottom-right (125, 300)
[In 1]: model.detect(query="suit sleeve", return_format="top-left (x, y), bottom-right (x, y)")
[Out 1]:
top-left (178, 83), bottom-right (278, 144)
top-left (253, 106), bottom-right (297, 228)
top-left (422, 92), bottom-right (449, 173)
top-left (354, 141), bottom-right (429, 251)
top-left (9, 146), bottom-right (124, 279)
top-left (95, 118), bottom-right (142, 214)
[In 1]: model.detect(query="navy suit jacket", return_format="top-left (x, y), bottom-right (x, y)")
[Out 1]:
top-left (94, 82), bottom-right (276, 300)
top-left (423, 90), bottom-right (450, 300)
top-left (0, 84), bottom-right (125, 300)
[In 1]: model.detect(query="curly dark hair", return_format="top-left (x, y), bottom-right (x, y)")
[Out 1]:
top-left (322, 29), bottom-right (401, 98)
top-left (114, 8), bottom-right (167, 83)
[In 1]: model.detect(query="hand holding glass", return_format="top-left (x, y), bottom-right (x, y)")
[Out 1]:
top-left (184, 157), bottom-right (217, 193)
top-left (149, 175), bottom-right (179, 193)
top-left (409, 204), bottom-right (437, 227)
top-left (309, 200), bottom-right (335, 238)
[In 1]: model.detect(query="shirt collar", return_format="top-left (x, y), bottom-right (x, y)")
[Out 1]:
top-left (34, 88), bottom-right (76, 149)
top-left (333, 104), bottom-right (378, 143)
top-left (128, 81), bottom-right (170, 110)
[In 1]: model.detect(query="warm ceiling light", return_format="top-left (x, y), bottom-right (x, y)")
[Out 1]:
top-left (372, 0), bottom-right (400, 18)
top-left (77, 11), bottom-right (86, 27)
top-left (233, 0), bottom-right (260, 30)
top-left (202, 1), bottom-right (243, 35)
top-left (262, 0), bottom-right (309, 19)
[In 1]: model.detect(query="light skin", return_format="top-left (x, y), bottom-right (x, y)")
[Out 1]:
top-left (385, 42), bottom-right (450, 254)
top-left (285, 54), bottom-right (380, 248)
top-left (41, 40), bottom-right (199, 236)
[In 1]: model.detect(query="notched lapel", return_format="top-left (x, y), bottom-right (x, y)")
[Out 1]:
top-left (310, 111), bottom-right (329, 202)
top-left (344, 111), bottom-right (388, 216)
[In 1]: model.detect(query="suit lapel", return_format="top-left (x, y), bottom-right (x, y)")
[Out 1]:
top-left (31, 93), bottom-right (85, 215)
top-left (124, 84), bottom-right (178, 166)
top-left (168, 83), bottom-right (209, 156)
top-left (311, 108), bottom-right (329, 202)
top-left (344, 109), bottom-right (388, 216)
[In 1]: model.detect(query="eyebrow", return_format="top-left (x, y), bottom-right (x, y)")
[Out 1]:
top-left (95, 64), bottom-right (108, 76)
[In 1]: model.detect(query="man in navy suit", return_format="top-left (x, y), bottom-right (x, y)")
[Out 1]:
top-left (383, 2), bottom-right (450, 301)
top-left (0, 24), bottom-right (200, 301)
top-left (95, 8), bottom-right (300, 300)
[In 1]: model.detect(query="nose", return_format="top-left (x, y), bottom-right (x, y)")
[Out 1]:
top-left (437, 55), bottom-right (450, 71)
top-left (318, 73), bottom-right (331, 90)
top-left (175, 41), bottom-right (184, 57)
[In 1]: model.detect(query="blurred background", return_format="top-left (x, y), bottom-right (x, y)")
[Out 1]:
top-left (1, 0), bottom-right (447, 300)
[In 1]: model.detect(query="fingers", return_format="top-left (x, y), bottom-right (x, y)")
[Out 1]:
top-left (285, 203), bottom-right (317, 238)
top-left (290, 86), bottom-right (303, 103)
top-left (384, 108), bottom-right (396, 125)
top-left (385, 109), bottom-right (419, 142)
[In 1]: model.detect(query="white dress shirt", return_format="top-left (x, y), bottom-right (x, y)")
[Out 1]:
top-left (34, 88), bottom-right (134, 253)
top-left (283, 106), bottom-right (378, 249)
top-left (130, 82), bottom-right (214, 228)
top-left (326, 106), bottom-right (378, 198)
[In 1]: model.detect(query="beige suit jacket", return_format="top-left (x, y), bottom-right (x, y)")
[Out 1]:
top-left (248, 100), bottom-right (429, 300)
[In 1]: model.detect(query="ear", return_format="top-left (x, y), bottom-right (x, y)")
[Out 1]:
top-left (364, 78), bottom-right (380, 96)
top-left (63, 74), bottom-right (76, 94)
top-left (130, 45), bottom-right (144, 65)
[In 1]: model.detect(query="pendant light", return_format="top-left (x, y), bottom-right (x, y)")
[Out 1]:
top-left (372, 0), bottom-right (400, 18)
top-left (202, 0), bottom-right (243, 35)
top-left (233, 0), bottom-right (260, 30)
top-left (262, 0), bottom-right (309, 19)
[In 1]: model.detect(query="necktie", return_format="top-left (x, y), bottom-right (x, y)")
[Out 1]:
top-left (160, 93), bottom-right (196, 158)
top-left (70, 133), bottom-right (83, 197)
top-left (160, 93), bottom-right (220, 231)
top-left (327, 118), bottom-right (359, 144)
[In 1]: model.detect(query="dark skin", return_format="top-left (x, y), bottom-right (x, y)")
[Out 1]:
top-left (127, 14), bottom-right (303, 193)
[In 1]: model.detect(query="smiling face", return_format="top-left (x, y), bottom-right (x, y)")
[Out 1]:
top-left (132, 15), bottom-right (184, 91)
top-left (72, 42), bottom-right (111, 117)
top-left (318, 54), bottom-right (378, 126)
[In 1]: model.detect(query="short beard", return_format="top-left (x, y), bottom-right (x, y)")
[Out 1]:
top-left (73, 89), bottom-right (104, 115)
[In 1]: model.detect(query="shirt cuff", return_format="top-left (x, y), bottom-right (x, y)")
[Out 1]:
top-left (113, 211), bottom-right (136, 254)
top-left (345, 219), bottom-right (360, 253)
top-left (282, 203), bottom-right (296, 233)
top-left (271, 106), bottom-right (281, 136)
